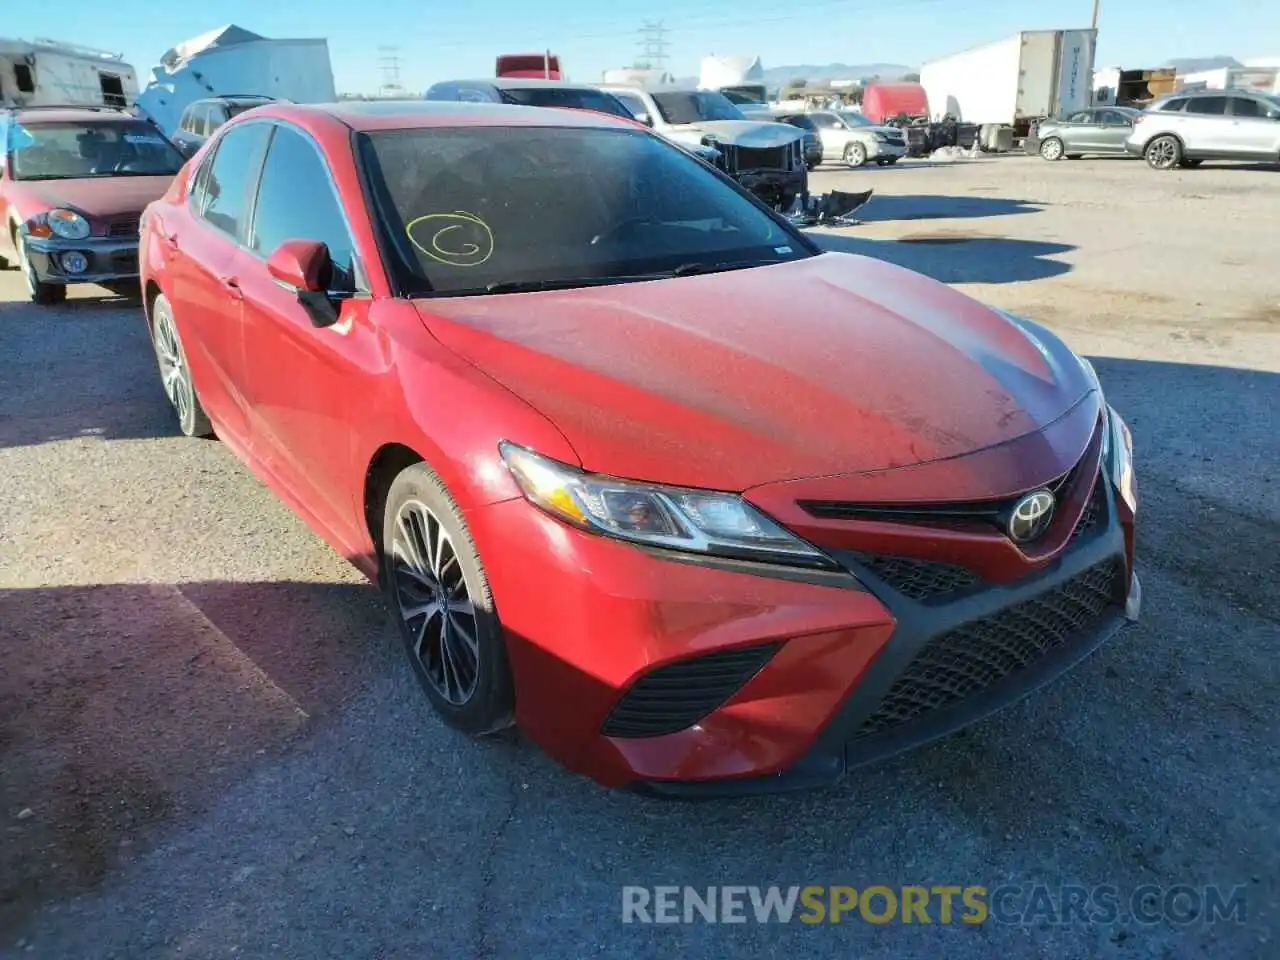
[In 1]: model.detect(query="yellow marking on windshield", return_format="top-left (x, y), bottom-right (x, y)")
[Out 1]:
top-left (405, 211), bottom-right (494, 266)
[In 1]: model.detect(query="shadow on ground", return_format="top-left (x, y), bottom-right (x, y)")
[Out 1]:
top-left (813, 231), bottom-right (1074, 284)
top-left (856, 194), bottom-right (1044, 222)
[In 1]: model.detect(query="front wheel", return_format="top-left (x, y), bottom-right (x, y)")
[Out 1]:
top-left (844, 142), bottom-right (868, 167)
top-left (1144, 135), bottom-right (1182, 170)
top-left (1039, 137), bottom-right (1065, 161)
top-left (382, 463), bottom-right (514, 735)
top-left (16, 234), bottom-right (66, 306)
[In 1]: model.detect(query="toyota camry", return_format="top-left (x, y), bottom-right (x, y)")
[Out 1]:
top-left (138, 100), bottom-right (1140, 796)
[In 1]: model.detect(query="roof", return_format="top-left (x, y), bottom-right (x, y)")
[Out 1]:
top-left (429, 78), bottom-right (613, 92)
top-left (599, 83), bottom-right (701, 94)
top-left (6, 106), bottom-right (142, 124)
top-left (191, 94), bottom-right (277, 104)
top-left (260, 100), bottom-right (632, 132)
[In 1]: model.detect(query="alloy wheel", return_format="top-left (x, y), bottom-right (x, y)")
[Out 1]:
top-left (845, 143), bottom-right (867, 167)
top-left (1040, 138), bottom-right (1064, 161)
top-left (391, 499), bottom-right (480, 705)
top-left (1147, 137), bottom-right (1177, 169)
top-left (152, 300), bottom-right (194, 429)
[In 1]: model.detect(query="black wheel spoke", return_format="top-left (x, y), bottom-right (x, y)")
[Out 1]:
top-left (391, 499), bottom-right (481, 706)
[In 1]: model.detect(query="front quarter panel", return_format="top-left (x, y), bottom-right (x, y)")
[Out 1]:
top-left (348, 299), bottom-right (583, 526)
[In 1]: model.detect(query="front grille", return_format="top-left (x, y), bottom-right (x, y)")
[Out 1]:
top-left (851, 559), bottom-right (1123, 740)
top-left (108, 217), bottom-right (140, 238)
top-left (854, 555), bottom-right (980, 602)
top-left (1070, 482), bottom-right (1105, 543)
top-left (714, 142), bottom-right (801, 175)
top-left (601, 643), bottom-right (780, 739)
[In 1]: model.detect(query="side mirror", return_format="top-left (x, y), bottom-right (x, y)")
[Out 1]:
top-left (267, 239), bottom-right (342, 327)
top-left (635, 111), bottom-right (654, 127)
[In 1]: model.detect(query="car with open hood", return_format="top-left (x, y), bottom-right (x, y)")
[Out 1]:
top-left (0, 105), bottom-right (186, 304)
top-left (139, 100), bottom-right (1141, 796)
top-left (599, 84), bottom-right (809, 210)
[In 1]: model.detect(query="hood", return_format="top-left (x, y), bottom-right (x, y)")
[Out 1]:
top-left (414, 252), bottom-right (1094, 491)
top-left (669, 119), bottom-right (805, 148)
top-left (9, 176), bottom-right (175, 222)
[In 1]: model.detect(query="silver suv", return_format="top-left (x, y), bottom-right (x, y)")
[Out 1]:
top-left (1125, 88), bottom-right (1280, 170)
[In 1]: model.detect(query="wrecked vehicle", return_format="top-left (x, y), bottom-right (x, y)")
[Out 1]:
top-left (600, 85), bottom-right (808, 211)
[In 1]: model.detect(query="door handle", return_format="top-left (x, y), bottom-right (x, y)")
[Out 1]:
top-left (218, 276), bottom-right (243, 300)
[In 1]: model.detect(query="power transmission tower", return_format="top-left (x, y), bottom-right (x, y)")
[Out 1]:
top-left (634, 21), bottom-right (670, 71)
top-left (377, 46), bottom-right (405, 97)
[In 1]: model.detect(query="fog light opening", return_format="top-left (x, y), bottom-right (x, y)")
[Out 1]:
top-left (59, 251), bottom-right (89, 275)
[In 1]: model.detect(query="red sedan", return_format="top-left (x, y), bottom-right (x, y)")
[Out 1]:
top-left (139, 101), bottom-right (1141, 796)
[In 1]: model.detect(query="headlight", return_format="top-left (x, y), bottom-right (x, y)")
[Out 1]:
top-left (1105, 405), bottom-right (1137, 511)
top-left (499, 443), bottom-right (834, 568)
top-left (47, 208), bottom-right (91, 240)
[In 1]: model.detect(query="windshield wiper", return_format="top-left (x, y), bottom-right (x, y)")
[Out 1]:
top-left (483, 274), bottom-right (669, 294)
top-left (669, 259), bottom-right (784, 276)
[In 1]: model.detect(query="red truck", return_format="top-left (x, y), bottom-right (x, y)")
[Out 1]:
top-left (495, 53), bottom-right (562, 79)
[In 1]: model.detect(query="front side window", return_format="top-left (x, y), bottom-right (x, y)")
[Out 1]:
top-left (250, 125), bottom-right (357, 289)
top-left (200, 122), bottom-right (272, 240)
top-left (1066, 110), bottom-right (1093, 123)
top-left (1229, 97), bottom-right (1263, 118)
top-left (837, 112), bottom-right (876, 128)
top-left (649, 91), bottom-right (743, 124)
top-left (358, 125), bottom-right (813, 297)
top-left (8, 121), bottom-right (187, 180)
top-left (609, 90), bottom-right (648, 120)
top-left (807, 113), bottom-right (840, 128)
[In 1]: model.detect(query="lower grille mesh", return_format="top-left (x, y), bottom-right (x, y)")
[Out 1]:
top-left (601, 643), bottom-right (780, 739)
top-left (852, 559), bottom-right (1123, 740)
top-left (856, 555), bottom-right (980, 601)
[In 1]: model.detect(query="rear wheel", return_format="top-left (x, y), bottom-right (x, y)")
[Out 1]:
top-left (1144, 135), bottom-right (1182, 170)
top-left (382, 463), bottom-right (514, 735)
top-left (843, 142), bottom-right (867, 167)
top-left (1039, 137), bottom-right (1065, 161)
top-left (150, 293), bottom-right (213, 438)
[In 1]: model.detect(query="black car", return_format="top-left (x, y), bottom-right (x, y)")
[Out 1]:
top-left (170, 95), bottom-right (277, 158)
top-left (425, 79), bottom-right (637, 121)
top-left (741, 108), bottom-right (823, 170)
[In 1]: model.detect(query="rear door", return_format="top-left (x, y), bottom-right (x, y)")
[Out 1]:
top-left (166, 121), bottom-right (272, 443)
top-left (1094, 109), bottom-right (1135, 152)
top-left (1180, 95), bottom-right (1230, 153)
top-left (233, 121), bottom-right (373, 543)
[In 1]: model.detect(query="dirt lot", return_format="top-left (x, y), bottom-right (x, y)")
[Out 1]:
top-left (1, 153), bottom-right (1277, 959)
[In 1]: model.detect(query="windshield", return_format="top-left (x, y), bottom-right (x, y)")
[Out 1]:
top-left (837, 112), bottom-right (876, 128)
top-left (357, 125), bottom-right (812, 297)
top-left (8, 121), bottom-right (185, 180)
top-left (499, 87), bottom-right (634, 120)
top-left (650, 91), bottom-right (743, 124)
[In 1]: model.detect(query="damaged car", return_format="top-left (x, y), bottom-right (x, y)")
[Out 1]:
top-left (600, 84), bottom-right (808, 211)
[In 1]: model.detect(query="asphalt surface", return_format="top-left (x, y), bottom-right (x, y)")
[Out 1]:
top-left (2, 153), bottom-right (1277, 959)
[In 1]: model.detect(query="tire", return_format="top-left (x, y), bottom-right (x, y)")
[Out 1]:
top-left (1179, 159), bottom-right (1203, 169)
top-left (843, 142), bottom-right (868, 167)
top-left (381, 462), bottom-right (515, 736)
top-left (1039, 137), bottom-right (1065, 161)
top-left (16, 234), bottom-right (66, 306)
top-left (1144, 135), bottom-right (1182, 170)
top-left (149, 292), bottom-right (214, 438)
top-left (883, 156), bottom-right (899, 165)
top-left (1066, 154), bottom-right (1083, 160)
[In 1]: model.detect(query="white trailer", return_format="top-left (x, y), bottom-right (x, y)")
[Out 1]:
top-left (920, 29), bottom-right (1096, 135)
top-left (133, 24), bottom-right (336, 136)
top-left (0, 37), bottom-right (139, 108)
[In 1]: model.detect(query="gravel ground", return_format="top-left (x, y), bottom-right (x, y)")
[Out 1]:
top-left (1, 153), bottom-right (1277, 959)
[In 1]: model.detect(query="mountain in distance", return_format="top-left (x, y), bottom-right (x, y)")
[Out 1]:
top-left (761, 62), bottom-right (917, 86)
top-left (1160, 56), bottom-right (1241, 72)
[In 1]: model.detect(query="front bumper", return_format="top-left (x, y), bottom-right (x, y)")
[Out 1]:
top-left (22, 233), bottom-right (141, 285)
top-left (869, 140), bottom-right (909, 160)
top-left (469, 465), bottom-right (1138, 797)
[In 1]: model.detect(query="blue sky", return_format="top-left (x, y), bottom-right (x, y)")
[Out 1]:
top-left (6, 0), bottom-right (1273, 94)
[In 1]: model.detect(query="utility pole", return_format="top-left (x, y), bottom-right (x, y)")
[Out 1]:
top-left (1091, 0), bottom-right (1100, 29)
top-left (635, 21), bottom-right (670, 72)
top-left (376, 45), bottom-right (404, 98)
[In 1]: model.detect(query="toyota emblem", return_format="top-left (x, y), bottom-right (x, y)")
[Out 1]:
top-left (1007, 489), bottom-right (1056, 542)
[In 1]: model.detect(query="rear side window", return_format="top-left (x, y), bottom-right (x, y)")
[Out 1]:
top-left (1185, 97), bottom-right (1227, 116)
top-left (249, 125), bottom-right (357, 289)
top-left (205, 105), bottom-right (230, 134)
top-left (200, 122), bottom-right (271, 241)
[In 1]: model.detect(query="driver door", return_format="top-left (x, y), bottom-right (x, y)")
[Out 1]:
top-left (808, 112), bottom-right (846, 161)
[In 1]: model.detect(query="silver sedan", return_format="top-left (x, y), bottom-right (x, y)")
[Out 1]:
top-left (1034, 106), bottom-right (1141, 161)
